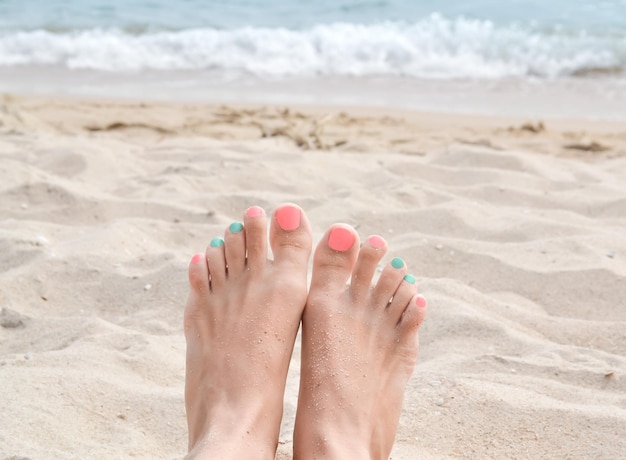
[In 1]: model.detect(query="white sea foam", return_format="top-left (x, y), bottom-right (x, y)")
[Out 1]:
top-left (0, 15), bottom-right (623, 79)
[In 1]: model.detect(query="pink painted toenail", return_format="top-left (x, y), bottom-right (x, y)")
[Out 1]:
top-left (191, 253), bottom-right (205, 264)
top-left (328, 227), bottom-right (355, 252)
top-left (416, 295), bottom-right (427, 308)
top-left (368, 235), bottom-right (385, 249)
top-left (275, 205), bottom-right (301, 231)
top-left (246, 205), bottom-right (263, 218)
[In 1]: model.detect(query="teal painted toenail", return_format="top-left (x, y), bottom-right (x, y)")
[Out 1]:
top-left (391, 257), bottom-right (405, 269)
top-left (210, 237), bottom-right (224, 247)
top-left (229, 222), bottom-right (243, 233)
top-left (403, 274), bottom-right (416, 284)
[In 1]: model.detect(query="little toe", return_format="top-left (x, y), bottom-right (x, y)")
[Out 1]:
top-left (371, 257), bottom-right (408, 307)
top-left (244, 205), bottom-right (268, 272)
top-left (188, 253), bottom-right (209, 296)
top-left (349, 235), bottom-right (387, 301)
top-left (224, 221), bottom-right (247, 276)
top-left (206, 237), bottom-right (226, 292)
top-left (269, 203), bottom-right (313, 269)
top-left (310, 224), bottom-right (360, 291)
top-left (397, 294), bottom-right (428, 335)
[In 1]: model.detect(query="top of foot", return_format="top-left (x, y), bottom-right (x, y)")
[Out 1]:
top-left (184, 204), bottom-right (313, 459)
top-left (295, 225), bottom-right (427, 459)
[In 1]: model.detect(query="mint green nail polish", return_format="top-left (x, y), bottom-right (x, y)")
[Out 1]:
top-left (403, 274), bottom-right (416, 284)
top-left (210, 237), bottom-right (224, 247)
top-left (391, 257), bottom-right (405, 269)
top-left (229, 222), bottom-right (243, 233)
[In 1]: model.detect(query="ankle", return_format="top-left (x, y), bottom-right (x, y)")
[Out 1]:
top-left (187, 400), bottom-right (281, 459)
top-left (293, 432), bottom-right (371, 460)
top-left (294, 418), bottom-right (377, 460)
top-left (187, 434), bottom-right (276, 460)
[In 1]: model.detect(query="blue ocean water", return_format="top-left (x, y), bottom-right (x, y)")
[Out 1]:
top-left (0, 0), bottom-right (625, 79)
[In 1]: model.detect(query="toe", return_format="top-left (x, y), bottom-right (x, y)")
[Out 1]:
top-left (206, 237), bottom-right (226, 292)
top-left (269, 203), bottom-right (313, 269)
top-left (224, 221), bottom-right (246, 275)
top-left (349, 235), bottom-right (387, 301)
top-left (244, 205), bottom-right (268, 272)
top-left (386, 274), bottom-right (418, 322)
top-left (310, 224), bottom-right (359, 291)
top-left (397, 294), bottom-right (428, 334)
top-left (184, 253), bottom-right (211, 340)
top-left (371, 257), bottom-right (407, 307)
top-left (188, 252), bottom-right (209, 295)
top-left (391, 294), bottom-right (426, 367)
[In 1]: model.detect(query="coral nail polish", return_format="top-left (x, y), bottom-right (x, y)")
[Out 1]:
top-left (275, 205), bottom-right (301, 231)
top-left (328, 227), bottom-right (355, 252)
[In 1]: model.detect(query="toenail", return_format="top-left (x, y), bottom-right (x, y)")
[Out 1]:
top-left (391, 257), bottom-right (405, 269)
top-left (246, 206), bottom-right (263, 218)
top-left (229, 222), bottom-right (243, 233)
top-left (403, 274), bottom-right (416, 284)
top-left (210, 237), bottom-right (224, 247)
top-left (328, 227), bottom-right (355, 252)
top-left (416, 295), bottom-right (427, 308)
top-left (275, 205), bottom-right (301, 231)
top-left (191, 253), bottom-right (205, 264)
top-left (368, 235), bottom-right (385, 249)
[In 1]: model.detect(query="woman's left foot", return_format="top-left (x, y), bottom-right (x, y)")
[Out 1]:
top-left (184, 204), bottom-right (312, 459)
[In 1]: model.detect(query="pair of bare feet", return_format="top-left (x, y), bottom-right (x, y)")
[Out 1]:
top-left (184, 204), bottom-right (427, 459)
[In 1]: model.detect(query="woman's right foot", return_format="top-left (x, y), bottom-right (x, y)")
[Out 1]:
top-left (293, 226), bottom-right (428, 459)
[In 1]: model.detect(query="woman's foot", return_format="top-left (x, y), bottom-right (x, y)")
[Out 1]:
top-left (294, 226), bottom-right (427, 459)
top-left (184, 204), bottom-right (312, 459)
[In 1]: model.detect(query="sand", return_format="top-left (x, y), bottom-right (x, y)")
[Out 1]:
top-left (1, 93), bottom-right (625, 459)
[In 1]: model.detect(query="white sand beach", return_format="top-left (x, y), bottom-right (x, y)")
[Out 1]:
top-left (1, 93), bottom-right (625, 458)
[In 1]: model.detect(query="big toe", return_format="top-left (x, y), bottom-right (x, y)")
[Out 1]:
top-left (310, 224), bottom-right (359, 291)
top-left (269, 203), bottom-right (313, 269)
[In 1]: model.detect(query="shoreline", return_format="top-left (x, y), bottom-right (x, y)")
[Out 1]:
top-left (2, 93), bottom-right (625, 166)
top-left (2, 68), bottom-right (626, 121)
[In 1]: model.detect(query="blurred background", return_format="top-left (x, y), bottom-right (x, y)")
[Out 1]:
top-left (1, 0), bottom-right (625, 118)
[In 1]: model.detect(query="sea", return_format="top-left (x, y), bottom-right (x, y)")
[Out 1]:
top-left (1, 0), bottom-right (626, 117)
